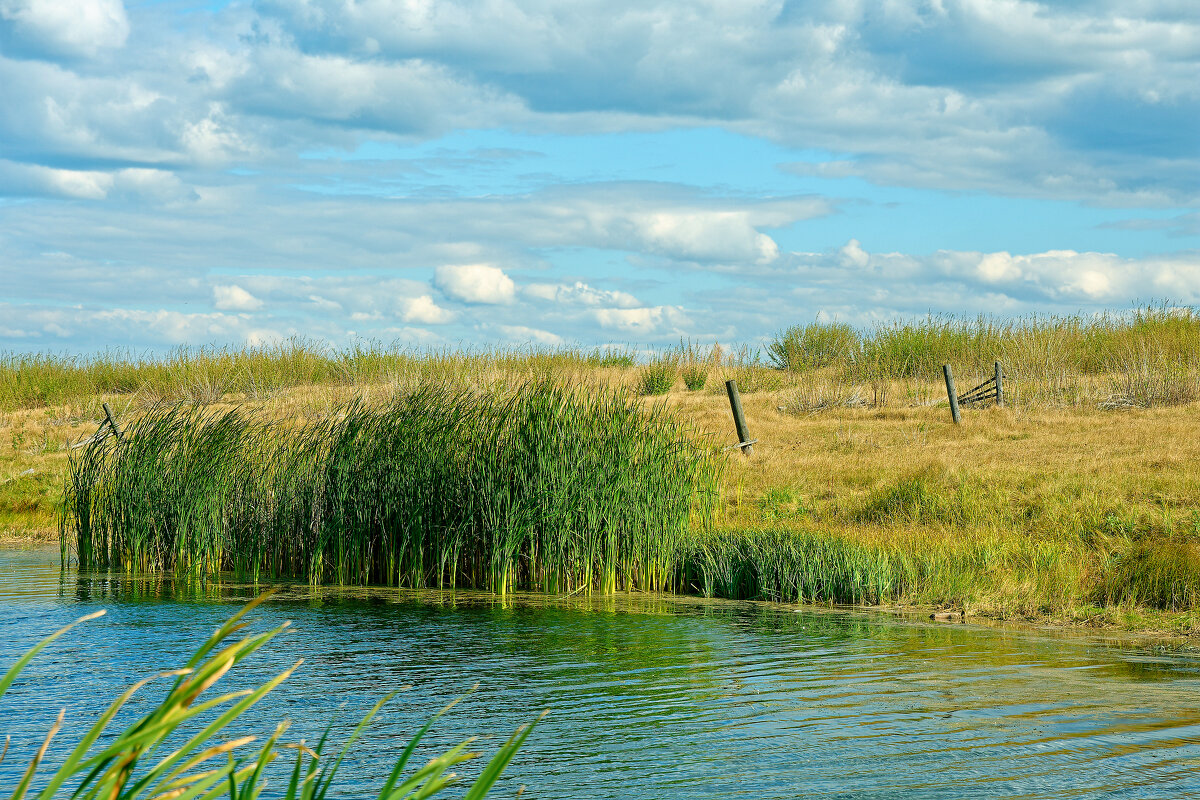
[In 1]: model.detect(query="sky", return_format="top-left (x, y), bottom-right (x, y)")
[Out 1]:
top-left (0, 0), bottom-right (1197, 353)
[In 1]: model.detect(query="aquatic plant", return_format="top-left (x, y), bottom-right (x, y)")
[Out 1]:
top-left (0, 594), bottom-right (539, 800)
top-left (62, 382), bottom-right (722, 594)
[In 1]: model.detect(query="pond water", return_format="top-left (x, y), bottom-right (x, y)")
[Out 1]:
top-left (3, 545), bottom-right (1200, 798)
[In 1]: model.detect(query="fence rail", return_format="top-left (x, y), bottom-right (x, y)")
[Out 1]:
top-left (944, 361), bottom-right (1005, 423)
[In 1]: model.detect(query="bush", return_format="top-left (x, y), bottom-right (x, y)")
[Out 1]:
top-left (768, 321), bottom-right (860, 371)
top-left (637, 355), bottom-right (679, 395)
top-left (681, 366), bottom-right (708, 391)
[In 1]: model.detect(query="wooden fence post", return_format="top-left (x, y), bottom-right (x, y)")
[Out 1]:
top-left (994, 361), bottom-right (1004, 407)
top-left (725, 379), bottom-right (754, 455)
top-left (102, 402), bottom-right (123, 441)
top-left (942, 365), bottom-right (961, 424)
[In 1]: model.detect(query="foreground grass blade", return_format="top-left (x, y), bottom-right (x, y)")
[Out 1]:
top-left (3, 596), bottom-right (539, 800)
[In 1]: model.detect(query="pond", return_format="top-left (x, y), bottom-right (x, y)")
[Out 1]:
top-left (3, 545), bottom-right (1200, 798)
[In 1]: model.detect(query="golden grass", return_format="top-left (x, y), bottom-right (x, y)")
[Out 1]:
top-left (4, 358), bottom-right (1200, 632)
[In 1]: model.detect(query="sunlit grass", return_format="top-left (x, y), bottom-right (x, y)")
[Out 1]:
top-left (62, 382), bottom-right (723, 594)
top-left (7, 304), bottom-right (1200, 628)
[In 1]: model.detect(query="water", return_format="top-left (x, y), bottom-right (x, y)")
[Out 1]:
top-left (3, 545), bottom-right (1200, 798)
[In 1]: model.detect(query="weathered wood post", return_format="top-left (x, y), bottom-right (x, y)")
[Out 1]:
top-left (725, 379), bottom-right (754, 455)
top-left (994, 361), bottom-right (1004, 407)
top-left (102, 402), bottom-right (123, 441)
top-left (942, 365), bottom-right (961, 424)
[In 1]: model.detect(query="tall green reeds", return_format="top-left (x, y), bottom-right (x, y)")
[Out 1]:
top-left (687, 526), bottom-right (1087, 613)
top-left (62, 382), bottom-right (722, 594)
top-left (767, 306), bottom-right (1200, 384)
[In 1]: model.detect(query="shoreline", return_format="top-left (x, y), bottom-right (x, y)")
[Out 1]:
top-left (7, 345), bottom-right (1200, 643)
top-left (6, 535), bottom-right (1196, 647)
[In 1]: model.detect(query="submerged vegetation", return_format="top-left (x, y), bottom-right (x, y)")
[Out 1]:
top-left (5, 304), bottom-right (1200, 629)
top-left (0, 595), bottom-right (538, 799)
top-left (63, 383), bottom-right (721, 594)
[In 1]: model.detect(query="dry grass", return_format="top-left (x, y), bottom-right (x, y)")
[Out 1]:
top-left (4, 346), bottom-right (1200, 630)
top-left (670, 387), bottom-right (1200, 622)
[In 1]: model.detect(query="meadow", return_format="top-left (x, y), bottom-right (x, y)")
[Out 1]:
top-left (5, 306), bottom-right (1200, 631)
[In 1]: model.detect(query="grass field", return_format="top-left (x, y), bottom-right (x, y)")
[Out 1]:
top-left (5, 308), bottom-right (1200, 632)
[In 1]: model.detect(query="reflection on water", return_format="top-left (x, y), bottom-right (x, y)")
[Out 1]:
top-left (3, 545), bottom-right (1200, 798)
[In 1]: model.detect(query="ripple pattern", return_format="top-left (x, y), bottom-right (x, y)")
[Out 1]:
top-left (3, 546), bottom-right (1200, 798)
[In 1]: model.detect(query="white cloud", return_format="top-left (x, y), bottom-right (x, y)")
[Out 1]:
top-left (434, 264), bottom-right (516, 304)
top-left (94, 308), bottom-right (256, 344)
top-left (0, 0), bottom-right (129, 57)
top-left (592, 306), bottom-right (687, 335)
top-left (525, 281), bottom-right (640, 308)
top-left (306, 294), bottom-right (343, 313)
top-left (245, 328), bottom-right (285, 347)
top-left (0, 160), bottom-right (112, 199)
top-left (498, 325), bottom-right (563, 346)
top-left (780, 242), bottom-right (1200, 308)
top-left (625, 209), bottom-right (781, 264)
top-left (212, 284), bottom-right (263, 311)
top-left (839, 239), bottom-right (870, 269)
top-left (400, 294), bottom-right (455, 324)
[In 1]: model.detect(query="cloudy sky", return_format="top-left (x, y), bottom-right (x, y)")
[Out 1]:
top-left (1, 0), bottom-right (1197, 353)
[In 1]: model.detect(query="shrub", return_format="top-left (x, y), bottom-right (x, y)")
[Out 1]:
top-left (768, 321), bottom-right (860, 371)
top-left (681, 366), bottom-right (708, 391)
top-left (637, 355), bottom-right (679, 395)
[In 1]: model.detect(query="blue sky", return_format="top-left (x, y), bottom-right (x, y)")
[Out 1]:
top-left (1, 0), bottom-right (1197, 352)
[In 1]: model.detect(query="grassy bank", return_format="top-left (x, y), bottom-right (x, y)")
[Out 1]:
top-left (5, 306), bottom-right (1200, 631)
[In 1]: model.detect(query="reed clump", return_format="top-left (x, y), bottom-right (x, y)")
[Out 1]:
top-left (686, 525), bottom-right (1089, 615)
top-left (768, 320), bottom-right (859, 370)
top-left (62, 382), bottom-right (722, 594)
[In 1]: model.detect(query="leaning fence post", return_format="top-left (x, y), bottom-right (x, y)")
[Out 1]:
top-left (725, 379), bottom-right (754, 455)
top-left (942, 365), bottom-right (961, 424)
top-left (994, 361), bottom-right (1004, 407)
top-left (102, 402), bottom-right (123, 441)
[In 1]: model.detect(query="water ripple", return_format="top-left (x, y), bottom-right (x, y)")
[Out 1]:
top-left (3, 545), bottom-right (1200, 798)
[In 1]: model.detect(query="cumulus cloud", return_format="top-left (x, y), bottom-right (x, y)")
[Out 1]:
top-left (525, 281), bottom-right (640, 308)
top-left (94, 308), bottom-right (262, 344)
top-left (499, 325), bottom-right (563, 346)
top-left (779, 241), bottom-right (1200, 308)
top-left (0, 0), bottom-right (129, 58)
top-left (434, 264), bottom-right (516, 304)
top-left (0, 0), bottom-right (1197, 353)
top-left (0, 161), bottom-right (196, 202)
top-left (400, 294), bottom-right (455, 324)
top-left (617, 209), bottom-right (780, 264)
top-left (242, 0), bottom-right (1200, 203)
top-left (0, 160), bottom-right (111, 199)
top-left (592, 306), bottom-right (688, 335)
top-left (212, 285), bottom-right (263, 311)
